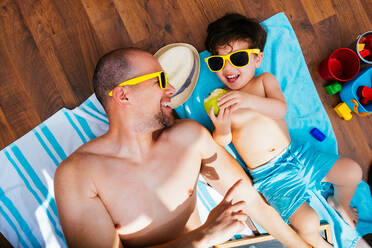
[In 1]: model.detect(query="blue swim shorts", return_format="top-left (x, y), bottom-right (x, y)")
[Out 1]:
top-left (249, 142), bottom-right (340, 223)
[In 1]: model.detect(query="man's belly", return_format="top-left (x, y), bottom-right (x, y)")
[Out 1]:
top-left (232, 115), bottom-right (291, 169)
top-left (116, 192), bottom-right (200, 247)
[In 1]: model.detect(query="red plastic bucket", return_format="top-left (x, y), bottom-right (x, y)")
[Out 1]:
top-left (318, 48), bottom-right (360, 81)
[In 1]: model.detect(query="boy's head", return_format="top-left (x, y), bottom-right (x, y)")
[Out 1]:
top-left (205, 13), bottom-right (267, 89)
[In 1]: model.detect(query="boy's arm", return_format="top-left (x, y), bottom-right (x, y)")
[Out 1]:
top-left (208, 106), bottom-right (232, 147)
top-left (195, 123), bottom-right (309, 248)
top-left (218, 73), bottom-right (287, 119)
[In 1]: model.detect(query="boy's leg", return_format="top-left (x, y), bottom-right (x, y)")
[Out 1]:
top-left (289, 203), bottom-right (333, 248)
top-left (323, 157), bottom-right (362, 228)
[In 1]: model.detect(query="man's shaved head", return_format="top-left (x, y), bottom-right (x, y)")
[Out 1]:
top-left (92, 48), bottom-right (146, 109)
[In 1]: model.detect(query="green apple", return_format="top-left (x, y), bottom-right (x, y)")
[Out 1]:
top-left (204, 88), bottom-right (227, 116)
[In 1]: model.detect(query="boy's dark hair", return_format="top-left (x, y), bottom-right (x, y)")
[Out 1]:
top-left (205, 13), bottom-right (267, 55)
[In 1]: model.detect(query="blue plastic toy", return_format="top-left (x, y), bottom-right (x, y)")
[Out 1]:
top-left (340, 67), bottom-right (372, 116)
top-left (310, 128), bottom-right (326, 142)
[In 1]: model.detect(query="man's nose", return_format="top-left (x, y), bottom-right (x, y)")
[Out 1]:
top-left (166, 83), bottom-right (176, 96)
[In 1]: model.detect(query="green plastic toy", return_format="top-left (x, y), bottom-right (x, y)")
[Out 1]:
top-left (325, 82), bottom-right (342, 95)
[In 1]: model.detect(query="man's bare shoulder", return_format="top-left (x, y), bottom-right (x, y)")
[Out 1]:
top-left (168, 119), bottom-right (208, 143)
top-left (55, 137), bottom-right (109, 180)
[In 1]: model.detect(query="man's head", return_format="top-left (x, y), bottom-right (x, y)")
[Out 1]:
top-left (93, 48), bottom-right (175, 131)
top-left (205, 13), bottom-right (267, 89)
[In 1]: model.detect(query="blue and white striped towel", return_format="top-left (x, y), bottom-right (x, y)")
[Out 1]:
top-left (0, 94), bottom-right (253, 248)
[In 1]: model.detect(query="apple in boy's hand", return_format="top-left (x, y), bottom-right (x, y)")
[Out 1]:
top-left (204, 88), bottom-right (227, 116)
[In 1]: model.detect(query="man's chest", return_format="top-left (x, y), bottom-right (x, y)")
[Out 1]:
top-left (94, 150), bottom-right (201, 237)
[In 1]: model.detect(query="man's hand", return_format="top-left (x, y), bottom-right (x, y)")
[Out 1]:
top-left (198, 180), bottom-right (248, 247)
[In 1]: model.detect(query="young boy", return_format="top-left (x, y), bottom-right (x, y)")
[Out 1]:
top-left (204, 13), bottom-right (362, 247)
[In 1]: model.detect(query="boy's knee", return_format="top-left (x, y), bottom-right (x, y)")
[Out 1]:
top-left (343, 158), bottom-right (363, 184)
top-left (291, 206), bottom-right (320, 235)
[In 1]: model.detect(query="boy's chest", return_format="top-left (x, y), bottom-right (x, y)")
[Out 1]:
top-left (240, 77), bottom-right (266, 97)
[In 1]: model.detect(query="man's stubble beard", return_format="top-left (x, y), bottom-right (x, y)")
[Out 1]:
top-left (155, 108), bottom-right (174, 128)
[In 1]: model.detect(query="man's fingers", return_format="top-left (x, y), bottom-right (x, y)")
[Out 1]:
top-left (229, 201), bottom-right (248, 212)
top-left (231, 212), bottom-right (249, 223)
top-left (223, 179), bottom-right (243, 203)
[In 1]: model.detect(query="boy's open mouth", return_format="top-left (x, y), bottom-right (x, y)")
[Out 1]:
top-left (226, 74), bottom-right (240, 83)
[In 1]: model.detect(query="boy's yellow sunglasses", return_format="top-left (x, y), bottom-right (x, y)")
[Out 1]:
top-left (205, 49), bottom-right (260, 72)
top-left (108, 71), bottom-right (168, 96)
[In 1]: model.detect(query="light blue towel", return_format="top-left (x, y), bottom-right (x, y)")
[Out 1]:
top-left (175, 12), bottom-right (372, 247)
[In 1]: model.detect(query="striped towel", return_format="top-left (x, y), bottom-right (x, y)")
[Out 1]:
top-left (0, 94), bottom-right (253, 248)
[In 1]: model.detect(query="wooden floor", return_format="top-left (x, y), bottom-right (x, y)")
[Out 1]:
top-left (2, 0), bottom-right (370, 178)
top-left (0, 0), bottom-right (371, 246)
top-left (0, 1), bottom-right (372, 168)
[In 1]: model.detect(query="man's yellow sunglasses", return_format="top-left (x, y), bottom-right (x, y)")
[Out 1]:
top-left (108, 71), bottom-right (168, 96)
top-left (205, 49), bottom-right (261, 72)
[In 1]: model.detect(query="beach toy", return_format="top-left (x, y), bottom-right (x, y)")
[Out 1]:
top-left (204, 88), bottom-right (227, 116)
top-left (318, 48), bottom-right (360, 82)
top-left (360, 98), bottom-right (370, 106)
top-left (357, 86), bottom-right (372, 99)
top-left (358, 43), bottom-right (365, 51)
top-left (325, 82), bottom-right (342, 95)
top-left (357, 86), bottom-right (372, 106)
top-left (355, 31), bottom-right (372, 64)
top-left (340, 67), bottom-right (372, 116)
top-left (310, 128), bottom-right (326, 141)
top-left (359, 49), bottom-right (371, 58)
top-left (334, 102), bottom-right (352, 120)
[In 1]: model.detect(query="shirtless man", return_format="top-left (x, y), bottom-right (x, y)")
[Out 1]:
top-left (54, 48), bottom-right (308, 247)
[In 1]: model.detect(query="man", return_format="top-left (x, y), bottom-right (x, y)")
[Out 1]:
top-left (54, 48), bottom-right (308, 247)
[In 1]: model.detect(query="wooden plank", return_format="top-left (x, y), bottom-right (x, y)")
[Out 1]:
top-left (331, 0), bottom-right (371, 47)
top-left (15, 0), bottom-right (78, 108)
top-left (0, 107), bottom-right (15, 148)
top-left (300, 0), bottom-right (336, 24)
top-left (0, 0), bottom-right (64, 120)
top-left (0, 38), bottom-right (41, 147)
top-left (113, 0), bottom-right (152, 44)
top-left (0, 232), bottom-right (12, 248)
top-left (239, 0), bottom-right (276, 21)
top-left (80, 0), bottom-right (132, 52)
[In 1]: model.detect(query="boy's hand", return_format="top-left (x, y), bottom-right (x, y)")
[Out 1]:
top-left (218, 91), bottom-right (250, 112)
top-left (208, 106), bottom-right (232, 135)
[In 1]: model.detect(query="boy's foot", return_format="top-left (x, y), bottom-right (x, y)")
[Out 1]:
top-left (327, 196), bottom-right (358, 228)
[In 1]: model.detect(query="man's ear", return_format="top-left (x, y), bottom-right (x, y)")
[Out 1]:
top-left (112, 86), bottom-right (130, 106)
top-left (255, 52), bottom-right (264, 68)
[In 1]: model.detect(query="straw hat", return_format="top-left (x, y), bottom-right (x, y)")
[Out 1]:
top-left (154, 43), bottom-right (200, 108)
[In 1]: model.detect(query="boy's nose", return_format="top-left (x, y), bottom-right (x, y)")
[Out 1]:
top-left (223, 59), bottom-right (235, 71)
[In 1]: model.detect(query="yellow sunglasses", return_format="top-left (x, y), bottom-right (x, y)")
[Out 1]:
top-left (205, 49), bottom-right (261, 72)
top-left (108, 71), bottom-right (168, 96)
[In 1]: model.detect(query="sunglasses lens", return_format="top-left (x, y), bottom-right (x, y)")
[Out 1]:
top-left (230, 51), bottom-right (249, 67)
top-left (207, 57), bottom-right (224, 71)
top-left (160, 72), bottom-right (167, 89)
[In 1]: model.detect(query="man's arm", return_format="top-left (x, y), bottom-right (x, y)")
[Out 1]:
top-left (54, 158), bottom-right (123, 248)
top-left (196, 123), bottom-right (309, 247)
